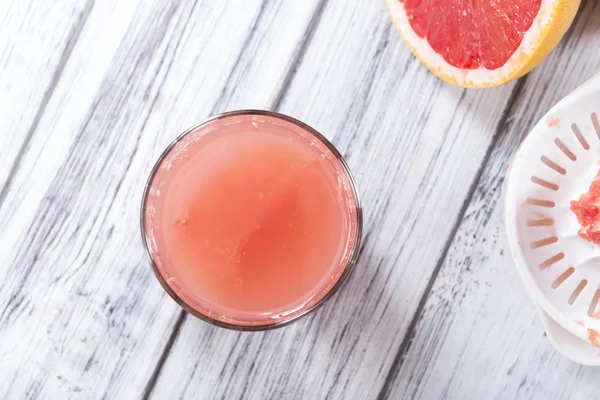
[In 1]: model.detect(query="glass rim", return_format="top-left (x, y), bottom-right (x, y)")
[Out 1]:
top-left (140, 109), bottom-right (363, 331)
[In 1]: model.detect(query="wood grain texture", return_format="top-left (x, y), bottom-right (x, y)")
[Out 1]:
top-left (386, 2), bottom-right (600, 399)
top-left (0, 0), bottom-right (321, 398)
top-left (0, 0), bottom-right (91, 200)
top-left (3, 0), bottom-right (598, 398)
top-left (150, 1), bottom-right (521, 399)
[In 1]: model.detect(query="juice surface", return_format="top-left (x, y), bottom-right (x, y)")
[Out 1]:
top-left (145, 116), bottom-right (358, 325)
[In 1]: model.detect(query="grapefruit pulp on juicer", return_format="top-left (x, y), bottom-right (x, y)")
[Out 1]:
top-left (571, 170), bottom-right (600, 246)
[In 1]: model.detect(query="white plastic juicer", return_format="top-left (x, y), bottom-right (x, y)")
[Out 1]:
top-left (505, 73), bottom-right (600, 365)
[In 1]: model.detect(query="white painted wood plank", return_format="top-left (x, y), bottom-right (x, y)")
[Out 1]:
top-left (0, 0), bottom-right (143, 234)
top-left (0, 1), bottom-right (321, 398)
top-left (387, 2), bottom-right (600, 398)
top-left (0, 0), bottom-right (91, 193)
top-left (150, 1), bottom-right (519, 399)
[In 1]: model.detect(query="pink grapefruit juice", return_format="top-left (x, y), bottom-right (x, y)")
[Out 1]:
top-left (142, 111), bottom-right (361, 328)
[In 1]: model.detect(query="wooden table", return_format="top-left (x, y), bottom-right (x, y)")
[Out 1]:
top-left (1, 1), bottom-right (599, 398)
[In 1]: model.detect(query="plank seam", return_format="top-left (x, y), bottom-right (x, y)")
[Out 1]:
top-left (376, 6), bottom-right (590, 396)
top-left (376, 76), bottom-right (529, 400)
top-left (141, 311), bottom-right (187, 400)
top-left (0, 0), bottom-right (95, 213)
top-left (209, 0), bottom-right (269, 114)
top-left (269, 0), bottom-right (329, 111)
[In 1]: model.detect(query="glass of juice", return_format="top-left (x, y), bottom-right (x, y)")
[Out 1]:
top-left (141, 110), bottom-right (362, 330)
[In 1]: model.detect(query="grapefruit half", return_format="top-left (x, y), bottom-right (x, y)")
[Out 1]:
top-left (386, 0), bottom-right (580, 87)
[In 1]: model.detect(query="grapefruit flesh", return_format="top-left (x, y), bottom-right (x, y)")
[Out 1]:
top-left (571, 169), bottom-right (600, 246)
top-left (404, 0), bottom-right (541, 70)
top-left (387, 0), bottom-right (580, 87)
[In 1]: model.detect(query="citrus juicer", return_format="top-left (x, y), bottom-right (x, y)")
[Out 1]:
top-left (505, 73), bottom-right (600, 365)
